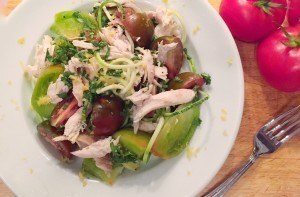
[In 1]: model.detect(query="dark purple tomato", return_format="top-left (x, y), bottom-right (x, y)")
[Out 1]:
top-left (51, 96), bottom-right (79, 128)
top-left (91, 95), bottom-right (125, 137)
top-left (168, 72), bottom-right (205, 90)
top-left (117, 8), bottom-right (154, 48)
top-left (37, 120), bottom-right (73, 159)
top-left (151, 36), bottom-right (184, 79)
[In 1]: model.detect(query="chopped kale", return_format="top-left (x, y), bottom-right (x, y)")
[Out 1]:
top-left (82, 78), bottom-right (104, 122)
top-left (92, 41), bottom-right (110, 60)
top-left (61, 71), bottom-right (73, 88)
top-left (201, 73), bottom-right (211, 85)
top-left (107, 69), bottom-right (123, 77)
top-left (183, 48), bottom-right (197, 73)
top-left (174, 76), bottom-right (183, 83)
top-left (157, 80), bottom-right (169, 93)
top-left (110, 144), bottom-right (139, 167)
top-left (74, 51), bottom-right (89, 63)
top-left (57, 92), bottom-right (69, 99)
top-left (46, 37), bottom-right (77, 65)
top-left (72, 11), bottom-right (97, 31)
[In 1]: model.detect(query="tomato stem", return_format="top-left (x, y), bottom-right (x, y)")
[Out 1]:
top-left (253, 0), bottom-right (285, 15)
top-left (280, 27), bottom-right (300, 48)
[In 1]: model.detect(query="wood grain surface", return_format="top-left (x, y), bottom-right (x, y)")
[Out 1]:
top-left (1, 0), bottom-right (300, 196)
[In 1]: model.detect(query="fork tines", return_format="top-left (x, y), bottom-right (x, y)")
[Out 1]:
top-left (263, 105), bottom-right (300, 144)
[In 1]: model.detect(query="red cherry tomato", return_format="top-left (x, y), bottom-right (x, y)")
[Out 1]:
top-left (288, 0), bottom-right (300, 26)
top-left (220, 0), bottom-right (287, 42)
top-left (257, 25), bottom-right (300, 92)
top-left (117, 8), bottom-right (154, 48)
top-left (91, 95), bottom-right (125, 137)
top-left (37, 121), bottom-right (73, 159)
top-left (150, 36), bottom-right (184, 79)
top-left (51, 95), bottom-right (79, 128)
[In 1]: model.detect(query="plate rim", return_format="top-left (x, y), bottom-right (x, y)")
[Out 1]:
top-left (0, 0), bottom-right (245, 196)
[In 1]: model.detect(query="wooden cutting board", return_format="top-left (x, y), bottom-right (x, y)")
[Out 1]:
top-left (1, 0), bottom-right (300, 196)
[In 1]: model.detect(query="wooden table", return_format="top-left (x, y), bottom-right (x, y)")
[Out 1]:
top-left (1, 0), bottom-right (300, 196)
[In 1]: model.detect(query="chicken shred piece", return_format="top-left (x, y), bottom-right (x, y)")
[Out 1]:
top-left (76, 134), bottom-right (95, 149)
top-left (95, 155), bottom-right (113, 172)
top-left (25, 35), bottom-right (55, 77)
top-left (154, 66), bottom-right (168, 81)
top-left (126, 86), bottom-right (153, 106)
top-left (136, 48), bottom-right (155, 84)
top-left (72, 137), bottom-right (118, 158)
top-left (147, 7), bottom-right (182, 39)
top-left (71, 76), bottom-right (85, 107)
top-left (72, 40), bottom-right (97, 50)
top-left (53, 108), bottom-right (83, 144)
top-left (47, 75), bottom-right (69, 104)
top-left (133, 89), bottom-right (195, 132)
top-left (157, 42), bottom-right (178, 64)
top-left (100, 26), bottom-right (134, 59)
top-left (65, 57), bottom-right (85, 73)
top-left (139, 121), bottom-right (158, 133)
top-left (66, 57), bottom-right (99, 80)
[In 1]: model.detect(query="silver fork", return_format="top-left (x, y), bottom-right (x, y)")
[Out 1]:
top-left (205, 105), bottom-right (300, 197)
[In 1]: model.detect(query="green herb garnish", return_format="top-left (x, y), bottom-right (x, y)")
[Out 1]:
top-left (201, 73), bottom-right (211, 85)
top-left (46, 37), bottom-right (77, 65)
top-left (107, 69), bottom-right (123, 77)
top-left (73, 11), bottom-right (98, 31)
top-left (110, 144), bottom-right (139, 167)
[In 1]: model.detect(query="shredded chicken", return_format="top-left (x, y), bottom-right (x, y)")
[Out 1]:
top-left (157, 42), bottom-right (178, 63)
top-left (47, 76), bottom-right (69, 104)
top-left (66, 57), bottom-right (85, 73)
top-left (95, 155), bottom-right (113, 172)
top-left (53, 108), bottom-right (83, 144)
top-left (66, 57), bottom-right (99, 80)
top-left (76, 134), bottom-right (95, 149)
top-left (71, 76), bottom-right (85, 107)
top-left (137, 48), bottom-right (155, 83)
top-left (100, 26), bottom-right (134, 59)
top-left (72, 137), bottom-right (118, 158)
top-left (126, 86), bottom-right (153, 106)
top-left (25, 35), bottom-right (55, 77)
top-left (139, 121), bottom-right (158, 133)
top-left (148, 7), bottom-right (182, 39)
top-left (154, 66), bottom-right (168, 81)
top-left (85, 58), bottom-right (100, 80)
top-left (72, 40), bottom-right (97, 50)
top-left (133, 89), bottom-right (195, 132)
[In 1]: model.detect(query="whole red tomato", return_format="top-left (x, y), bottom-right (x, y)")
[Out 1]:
top-left (257, 25), bottom-right (300, 92)
top-left (220, 0), bottom-right (287, 42)
top-left (288, 0), bottom-right (300, 26)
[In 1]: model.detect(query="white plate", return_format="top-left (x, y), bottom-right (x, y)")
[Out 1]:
top-left (0, 0), bottom-right (244, 196)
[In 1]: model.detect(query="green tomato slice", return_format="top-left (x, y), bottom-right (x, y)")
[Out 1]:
top-left (31, 65), bottom-right (64, 119)
top-left (113, 129), bottom-right (151, 158)
top-left (81, 158), bottom-right (123, 185)
top-left (50, 11), bottom-right (98, 39)
top-left (151, 104), bottom-right (201, 159)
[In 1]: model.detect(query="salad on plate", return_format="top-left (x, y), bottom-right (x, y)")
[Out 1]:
top-left (25, 0), bottom-right (211, 185)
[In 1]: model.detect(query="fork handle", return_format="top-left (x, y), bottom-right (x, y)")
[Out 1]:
top-left (205, 154), bottom-right (259, 197)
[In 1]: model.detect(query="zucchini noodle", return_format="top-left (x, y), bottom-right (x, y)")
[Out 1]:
top-left (96, 53), bottom-right (139, 69)
top-left (102, 6), bottom-right (114, 22)
top-left (142, 117), bottom-right (165, 163)
top-left (164, 92), bottom-right (209, 117)
top-left (121, 70), bottom-right (137, 95)
top-left (125, 30), bottom-right (135, 52)
top-left (96, 84), bottom-right (125, 94)
top-left (97, 0), bottom-right (124, 28)
top-left (170, 9), bottom-right (187, 44)
top-left (100, 76), bottom-right (127, 86)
